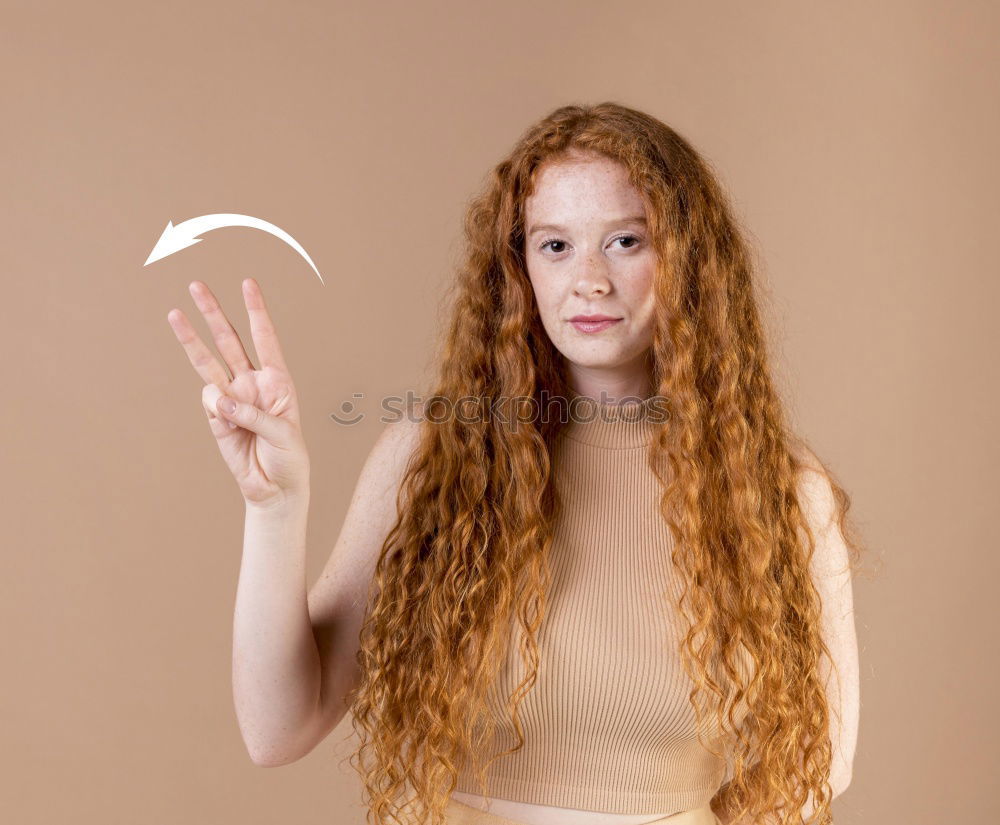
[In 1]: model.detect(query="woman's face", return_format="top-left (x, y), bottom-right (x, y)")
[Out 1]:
top-left (523, 151), bottom-right (657, 401)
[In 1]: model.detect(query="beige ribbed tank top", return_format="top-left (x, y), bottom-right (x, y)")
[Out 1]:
top-left (452, 394), bottom-right (731, 815)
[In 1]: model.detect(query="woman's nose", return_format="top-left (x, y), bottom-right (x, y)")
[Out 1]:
top-left (573, 254), bottom-right (612, 296)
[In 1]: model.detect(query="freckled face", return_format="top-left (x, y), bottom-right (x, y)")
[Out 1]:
top-left (522, 153), bottom-right (657, 389)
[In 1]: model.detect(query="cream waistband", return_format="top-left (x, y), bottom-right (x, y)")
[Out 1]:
top-left (441, 796), bottom-right (721, 825)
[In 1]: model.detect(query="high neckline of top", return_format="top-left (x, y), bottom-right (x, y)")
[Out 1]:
top-left (559, 391), bottom-right (669, 449)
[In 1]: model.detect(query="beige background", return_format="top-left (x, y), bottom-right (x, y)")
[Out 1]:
top-left (3, 1), bottom-right (996, 822)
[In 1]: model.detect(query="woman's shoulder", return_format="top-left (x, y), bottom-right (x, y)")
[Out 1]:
top-left (785, 434), bottom-right (828, 479)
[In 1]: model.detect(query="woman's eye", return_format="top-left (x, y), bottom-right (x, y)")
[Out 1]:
top-left (538, 235), bottom-right (641, 254)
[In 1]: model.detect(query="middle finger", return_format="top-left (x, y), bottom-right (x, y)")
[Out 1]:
top-left (167, 308), bottom-right (232, 388)
top-left (189, 280), bottom-right (256, 377)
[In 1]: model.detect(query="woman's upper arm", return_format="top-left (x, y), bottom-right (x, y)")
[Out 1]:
top-left (797, 465), bottom-right (861, 793)
top-left (305, 409), bottom-right (425, 738)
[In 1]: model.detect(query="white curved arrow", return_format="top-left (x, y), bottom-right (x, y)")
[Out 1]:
top-left (144, 213), bottom-right (324, 285)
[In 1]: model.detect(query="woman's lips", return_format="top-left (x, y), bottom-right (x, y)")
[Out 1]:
top-left (569, 318), bottom-right (622, 333)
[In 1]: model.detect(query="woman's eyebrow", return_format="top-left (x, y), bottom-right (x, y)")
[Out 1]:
top-left (527, 215), bottom-right (647, 237)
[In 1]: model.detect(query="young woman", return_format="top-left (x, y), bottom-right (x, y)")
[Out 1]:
top-left (167, 102), bottom-right (863, 825)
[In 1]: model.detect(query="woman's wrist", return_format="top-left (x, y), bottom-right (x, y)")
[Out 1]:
top-left (244, 488), bottom-right (310, 517)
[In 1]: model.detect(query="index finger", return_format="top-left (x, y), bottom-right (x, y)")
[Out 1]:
top-left (242, 277), bottom-right (290, 373)
top-left (166, 307), bottom-right (233, 388)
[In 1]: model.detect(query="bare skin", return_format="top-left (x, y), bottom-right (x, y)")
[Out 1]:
top-left (164, 180), bottom-right (698, 822)
top-left (523, 149), bottom-right (658, 405)
top-left (452, 155), bottom-right (690, 824)
top-left (166, 165), bottom-right (856, 823)
top-left (167, 278), bottom-right (422, 767)
top-left (166, 277), bottom-right (311, 508)
top-left (450, 152), bottom-right (859, 824)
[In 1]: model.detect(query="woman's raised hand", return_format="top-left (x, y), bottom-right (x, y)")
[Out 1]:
top-left (167, 278), bottom-right (311, 509)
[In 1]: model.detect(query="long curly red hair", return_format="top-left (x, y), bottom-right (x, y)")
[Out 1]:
top-left (341, 101), bottom-right (868, 825)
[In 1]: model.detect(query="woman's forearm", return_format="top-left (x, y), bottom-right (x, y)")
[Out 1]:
top-left (231, 494), bottom-right (321, 765)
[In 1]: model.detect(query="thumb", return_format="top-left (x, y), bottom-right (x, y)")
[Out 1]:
top-left (215, 392), bottom-right (290, 445)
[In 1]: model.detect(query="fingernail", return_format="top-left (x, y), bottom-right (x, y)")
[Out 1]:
top-left (219, 397), bottom-right (237, 414)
